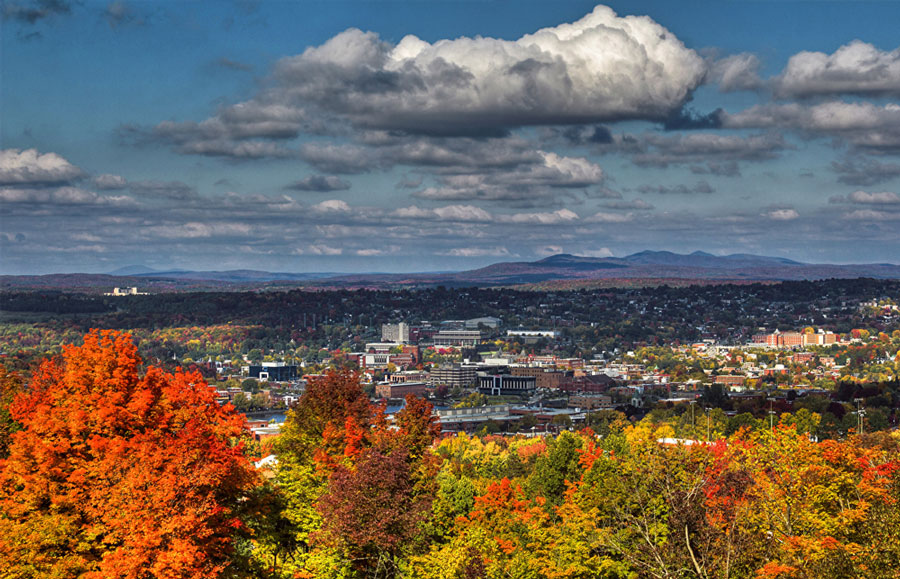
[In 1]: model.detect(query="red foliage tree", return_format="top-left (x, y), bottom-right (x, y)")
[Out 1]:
top-left (0, 330), bottom-right (258, 578)
top-left (316, 447), bottom-right (428, 577)
top-left (278, 368), bottom-right (380, 472)
top-left (392, 394), bottom-right (441, 460)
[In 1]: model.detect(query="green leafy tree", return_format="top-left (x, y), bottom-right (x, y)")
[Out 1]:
top-left (232, 392), bottom-right (252, 412)
top-left (525, 430), bottom-right (582, 509)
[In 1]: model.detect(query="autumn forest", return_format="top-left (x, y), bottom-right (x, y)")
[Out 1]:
top-left (7, 0), bottom-right (900, 573)
top-left (0, 329), bottom-right (897, 578)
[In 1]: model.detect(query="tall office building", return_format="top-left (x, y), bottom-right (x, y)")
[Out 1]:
top-left (381, 322), bottom-right (410, 344)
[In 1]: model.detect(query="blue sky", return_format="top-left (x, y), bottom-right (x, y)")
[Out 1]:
top-left (2, 0), bottom-right (900, 274)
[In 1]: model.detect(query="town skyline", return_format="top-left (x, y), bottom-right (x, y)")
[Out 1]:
top-left (3, 0), bottom-right (900, 274)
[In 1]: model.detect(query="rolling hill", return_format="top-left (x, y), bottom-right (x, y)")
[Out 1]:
top-left (3, 251), bottom-right (900, 292)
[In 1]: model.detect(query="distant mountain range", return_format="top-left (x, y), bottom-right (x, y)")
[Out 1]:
top-left (3, 251), bottom-right (900, 292)
top-left (386, 251), bottom-right (900, 286)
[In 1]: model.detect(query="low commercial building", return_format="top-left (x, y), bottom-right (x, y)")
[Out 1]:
top-left (567, 394), bottom-right (613, 410)
top-left (362, 352), bottom-right (415, 370)
top-left (714, 375), bottom-right (745, 387)
top-left (557, 374), bottom-right (616, 393)
top-left (507, 330), bottom-right (560, 340)
top-left (249, 363), bottom-right (298, 382)
top-left (478, 373), bottom-right (536, 396)
top-left (365, 342), bottom-right (399, 353)
top-left (435, 404), bottom-right (520, 433)
top-left (363, 353), bottom-right (391, 369)
top-left (465, 316), bottom-right (502, 329)
top-left (751, 330), bottom-right (839, 348)
top-left (390, 371), bottom-right (429, 383)
top-left (375, 381), bottom-right (428, 399)
top-left (433, 330), bottom-right (483, 347)
top-left (803, 332), bottom-right (839, 346)
top-left (104, 287), bottom-right (149, 296)
top-left (511, 366), bottom-right (569, 389)
top-left (429, 364), bottom-right (478, 389)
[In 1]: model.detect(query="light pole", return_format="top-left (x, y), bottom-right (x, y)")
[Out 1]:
top-left (705, 407), bottom-right (711, 442)
top-left (767, 397), bottom-right (776, 433)
top-left (854, 398), bottom-right (865, 435)
top-left (689, 400), bottom-right (696, 437)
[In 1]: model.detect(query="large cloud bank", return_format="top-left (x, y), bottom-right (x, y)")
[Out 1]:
top-left (151, 4), bottom-right (706, 149)
top-left (275, 5), bottom-right (705, 133)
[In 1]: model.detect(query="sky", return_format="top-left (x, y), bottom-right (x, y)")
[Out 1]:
top-left (2, 0), bottom-right (900, 275)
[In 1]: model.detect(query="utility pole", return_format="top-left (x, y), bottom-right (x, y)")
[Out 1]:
top-left (767, 396), bottom-right (776, 433)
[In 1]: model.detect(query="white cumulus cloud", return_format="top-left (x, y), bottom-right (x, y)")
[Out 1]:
top-left (777, 41), bottom-right (900, 98)
top-left (710, 53), bottom-right (763, 92)
top-left (393, 204), bottom-right (493, 222)
top-left (763, 208), bottom-right (799, 221)
top-left (0, 148), bottom-right (84, 185)
top-left (586, 211), bottom-right (634, 223)
top-left (581, 248), bottom-right (614, 258)
top-left (312, 199), bottom-right (351, 212)
top-left (164, 4), bottom-right (705, 143)
top-left (439, 246), bottom-right (512, 257)
top-left (848, 190), bottom-right (900, 204)
top-left (294, 244), bottom-right (344, 255)
top-left (723, 101), bottom-right (900, 153)
top-left (501, 208), bottom-right (580, 224)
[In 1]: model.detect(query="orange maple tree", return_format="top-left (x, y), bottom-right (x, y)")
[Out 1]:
top-left (278, 368), bottom-right (382, 474)
top-left (0, 364), bottom-right (22, 459)
top-left (0, 330), bottom-right (258, 579)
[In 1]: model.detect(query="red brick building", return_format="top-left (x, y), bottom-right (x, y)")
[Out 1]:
top-left (375, 381), bottom-right (429, 399)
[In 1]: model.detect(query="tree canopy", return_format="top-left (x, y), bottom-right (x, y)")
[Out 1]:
top-left (0, 330), bottom-right (258, 578)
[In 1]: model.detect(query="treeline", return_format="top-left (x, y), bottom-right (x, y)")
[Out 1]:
top-left (1, 291), bottom-right (114, 314)
top-left (3, 277), bottom-right (898, 332)
top-left (2, 278), bottom-right (899, 366)
top-left (2, 331), bottom-right (900, 578)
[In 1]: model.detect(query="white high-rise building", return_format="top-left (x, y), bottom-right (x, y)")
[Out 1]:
top-left (381, 322), bottom-right (410, 344)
